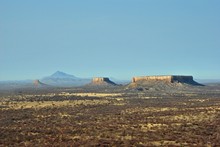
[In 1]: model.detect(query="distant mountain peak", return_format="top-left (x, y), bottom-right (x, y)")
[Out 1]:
top-left (50, 71), bottom-right (78, 79)
top-left (53, 71), bottom-right (64, 74)
top-left (41, 71), bottom-right (91, 87)
top-left (51, 71), bottom-right (68, 76)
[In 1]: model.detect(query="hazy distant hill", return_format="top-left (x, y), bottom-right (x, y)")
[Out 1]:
top-left (196, 79), bottom-right (220, 84)
top-left (0, 80), bottom-right (48, 90)
top-left (0, 80), bottom-right (31, 89)
top-left (41, 71), bottom-right (91, 87)
top-left (109, 77), bottom-right (130, 85)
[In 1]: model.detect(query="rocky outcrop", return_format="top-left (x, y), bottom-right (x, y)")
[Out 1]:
top-left (89, 77), bottom-right (117, 86)
top-left (93, 78), bottom-right (109, 83)
top-left (127, 75), bottom-right (203, 92)
top-left (132, 76), bottom-right (173, 83)
top-left (131, 75), bottom-right (202, 85)
top-left (33, 80), bottom-right (47, 87)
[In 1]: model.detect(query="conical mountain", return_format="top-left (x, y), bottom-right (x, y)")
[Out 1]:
top-left (50, 71), bottom-right (79, 79)
top-left (41, 71), bottom-right (91, 87)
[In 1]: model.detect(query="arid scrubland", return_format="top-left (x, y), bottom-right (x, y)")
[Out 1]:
top-left (1, 91), bottom-right (220, 146)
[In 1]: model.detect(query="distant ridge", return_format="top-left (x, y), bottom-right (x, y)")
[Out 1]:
top-left (0, 73), bottom-right (209, 90)
top-left (196, 79), bottom-right (220, 84)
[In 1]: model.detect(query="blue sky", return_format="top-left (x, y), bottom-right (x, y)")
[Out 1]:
top-left (0, 0), bottom-right (220, 80)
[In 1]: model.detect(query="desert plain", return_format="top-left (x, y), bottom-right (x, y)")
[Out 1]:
top-left (1, 79), bottom-right (220, 147)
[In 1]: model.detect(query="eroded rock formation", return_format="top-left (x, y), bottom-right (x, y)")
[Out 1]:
top-left (33, 80), bottom-right (47, 87)
top-left (131, 75), bottom-right (201, 85)
top-left (90, 77), bottom-right (117, 86)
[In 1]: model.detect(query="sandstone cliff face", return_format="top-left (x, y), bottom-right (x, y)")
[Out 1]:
top-left (90, 77), bottom-right (117, 86)
top-left (132, 75), bottom-right (200, 85)
top-left (132, 76), bottom-right (173, 83)
top-left (128, 75), bottom-right (203, 91)
top-left (92, 78), bottom-right (110, 83)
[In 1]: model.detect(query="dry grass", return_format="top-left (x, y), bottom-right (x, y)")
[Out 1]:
top-left (58, 92), bottom-right (123, 97)
top-left (1, 92), bottom-right (220, 146)
top-left (1, 99), bottom-right (112, 109)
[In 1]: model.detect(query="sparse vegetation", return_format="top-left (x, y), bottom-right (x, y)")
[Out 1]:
top-left (0, 90), bottom-right (220, 146)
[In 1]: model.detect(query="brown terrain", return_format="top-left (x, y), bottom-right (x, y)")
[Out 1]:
top-left (0, 75), bottom-right (220, 146)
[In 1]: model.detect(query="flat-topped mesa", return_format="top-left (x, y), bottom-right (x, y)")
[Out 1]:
top-left (91, 77), bottom-right (117, 86)
top-left (132, 75), bottom-right (200, 85)
top-left (93, 77), bottom-right (109, 83)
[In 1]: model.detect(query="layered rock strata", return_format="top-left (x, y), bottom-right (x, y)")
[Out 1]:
top-left (132, 75), bottom-right (201, 85)
top-left (90, 77), bottom-right (117, 86)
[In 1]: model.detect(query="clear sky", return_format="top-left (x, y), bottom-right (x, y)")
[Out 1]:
top-left (0, 0), bottom-right (220, 80)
